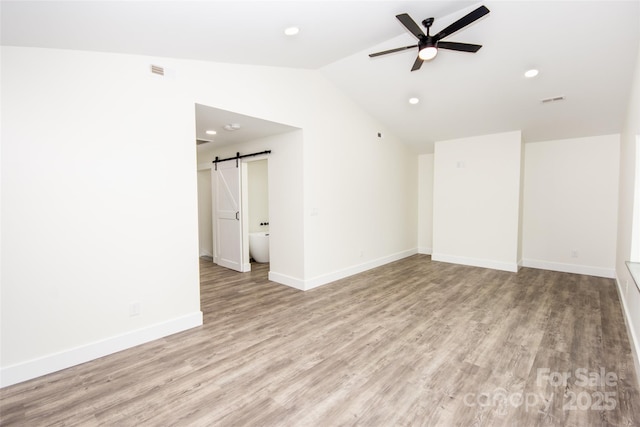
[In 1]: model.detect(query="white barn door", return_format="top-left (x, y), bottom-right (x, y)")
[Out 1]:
top-left (213, 161), bottom-right (243, 272)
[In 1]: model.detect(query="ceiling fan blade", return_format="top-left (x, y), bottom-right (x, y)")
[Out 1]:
top-left (369, 44), bottom-right (418, 58)
top-left (437, 41), bottom-right (482, 53)
top-left (434, 5), bottom-right (490, 41)
top-left (396, 13), bottom-right (425, 39)
top-left (411, 56), bottom-right (424, 71)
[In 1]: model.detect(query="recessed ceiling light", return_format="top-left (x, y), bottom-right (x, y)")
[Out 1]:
top-left (284, 27), bottom-right (299, 36)
top-left (524, 69), bottom-right (539, 78)
top-left (205, 130), bottom-right (217, 135)
top-left (409, 97), bottom-right (420, 105)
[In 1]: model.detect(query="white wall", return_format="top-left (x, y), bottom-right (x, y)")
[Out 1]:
top-left (632, 138), bottom-right (640, 262)
top-left (1, 45), bottom-right (418, 385)
top-left (247, 159), bottom-right (269, 234)
top-left (301, 99), bottom-right (418, 289)
top-left (197, 170), bottom-right (213, 257)
top-left (522, 135), bottom-right (620, 278)
top-left (616, 43), bottom-right (640, 379)
top-left (432, 131), bottom-right (523, 272)
top-left (418, 154), bottom-right (434, 254)
top-left (1, 47), bottom-right (203, 386)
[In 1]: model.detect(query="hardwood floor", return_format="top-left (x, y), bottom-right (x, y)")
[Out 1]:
top-left (1, 255), bottom-right (639, 426)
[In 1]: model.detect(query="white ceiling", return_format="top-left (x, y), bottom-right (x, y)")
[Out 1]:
top-left (195, 104), bottom-right (299, 157)
top-left (2, 0), bottom-right (639, 152)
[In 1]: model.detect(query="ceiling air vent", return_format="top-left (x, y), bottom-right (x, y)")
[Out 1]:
top-left (541, 95), bottom-right (565, 104)
top-left (150, 64), bottom-right (165, 76)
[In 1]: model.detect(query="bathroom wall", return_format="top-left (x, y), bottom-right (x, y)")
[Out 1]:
top-left (247, 159), bottom-right (269, 233)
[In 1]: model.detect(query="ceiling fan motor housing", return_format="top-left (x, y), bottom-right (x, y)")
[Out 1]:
top-left (368, 5), bottom-right (490, 71)
top-left (422, 17), bottom-right (434, 29)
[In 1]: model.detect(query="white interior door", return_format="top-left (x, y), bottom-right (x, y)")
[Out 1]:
top-left (213, 160), bottom-right (243, 272)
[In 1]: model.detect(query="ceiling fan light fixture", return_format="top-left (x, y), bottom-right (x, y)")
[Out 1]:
top-left (369, 5), bottom-right (490, 71)
top-left (418, 46), bottom-right (438, 61)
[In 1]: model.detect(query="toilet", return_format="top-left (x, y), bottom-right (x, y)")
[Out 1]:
top-left (249, 232), bottom-right (270, 263)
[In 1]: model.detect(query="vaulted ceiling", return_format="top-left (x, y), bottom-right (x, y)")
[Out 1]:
top-left (2, 1), bottom-right (639, 152)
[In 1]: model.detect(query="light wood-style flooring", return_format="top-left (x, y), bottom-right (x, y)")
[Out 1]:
top-left (1, 255), bottom-right (639, 426)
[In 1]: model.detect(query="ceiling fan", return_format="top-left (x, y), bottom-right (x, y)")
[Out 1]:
top-left (369, 5), bottom-right (490, 71)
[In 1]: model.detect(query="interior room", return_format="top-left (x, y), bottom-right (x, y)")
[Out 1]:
top-left (1, 1), bottom-right (640, 425)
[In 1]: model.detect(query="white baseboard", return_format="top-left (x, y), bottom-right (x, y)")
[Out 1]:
top-left (302, 249), bottom-right (418, 291)
top-left (199, 249), bottom-right (213, 258)
top-left (269, 249), bottom-right (418, 291)
top-left (268, 271), bottom-right (306, 290)
top-left (615, 275), bottom-right (640, 389)
top-left (431, 253), bottom-right (519, 273)
top-left (305, 249), bottom-right (418, 291)
top-left (521, 258), bottom-right (615, 278)
top-left (0, 311), bottom-right (203, 388)
top-left (418, 247), bottom-right (433, 255)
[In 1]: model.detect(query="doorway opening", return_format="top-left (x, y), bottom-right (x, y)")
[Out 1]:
top-left (243, 158), bottom-right (270, 265)
top-left (194, 103), bottom-right (298, 277)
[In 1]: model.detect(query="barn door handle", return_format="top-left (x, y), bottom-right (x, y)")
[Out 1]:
top-left (235, 211), bottom-right (239, 220)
